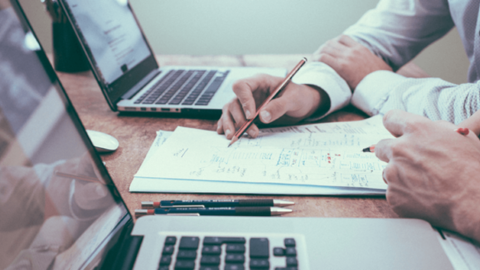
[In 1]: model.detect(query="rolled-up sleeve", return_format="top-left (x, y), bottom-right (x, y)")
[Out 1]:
top-left (343, 0), bottom-right (454, 71)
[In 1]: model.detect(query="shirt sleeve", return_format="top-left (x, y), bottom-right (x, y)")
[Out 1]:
top-left (353, 70), bottom-right (480, 124)
top-left (291, 61), bottom-right (352, 121)
top-left (343, 0), bottom-right (454, 71)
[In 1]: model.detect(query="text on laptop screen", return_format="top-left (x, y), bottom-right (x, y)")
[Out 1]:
top-left (0, 5), bottom-right (128, 269)
top-left (63, 0), bottom-right (151, 86)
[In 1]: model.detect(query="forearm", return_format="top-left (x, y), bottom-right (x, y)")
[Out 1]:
top-left (353, 71), bottom-right (480, 123)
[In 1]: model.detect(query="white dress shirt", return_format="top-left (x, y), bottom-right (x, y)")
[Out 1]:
top-left (293, 0), bottom-right (480, 124)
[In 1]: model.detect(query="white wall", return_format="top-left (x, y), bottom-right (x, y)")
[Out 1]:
top-left (20, 0), bottom-right (469, 84)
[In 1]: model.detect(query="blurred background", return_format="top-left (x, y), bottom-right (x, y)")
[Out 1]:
top-left (20, 0), bottom-right (469, 84)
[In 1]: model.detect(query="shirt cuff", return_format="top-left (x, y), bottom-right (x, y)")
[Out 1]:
top-left (291, 62), bottom-right (351, 121)
top-left (352, 70), bottom-right (406, 116)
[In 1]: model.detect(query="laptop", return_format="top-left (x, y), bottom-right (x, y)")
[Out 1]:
top-left (56, 0), bottom-right (286, 116)
top-left (0, 1), bottom-right (471, 269)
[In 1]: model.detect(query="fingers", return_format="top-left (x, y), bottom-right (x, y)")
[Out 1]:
top-left (218, 99), bottom-right (259, 139)
top-left (382, 110), bottom-right (429, 137)
top-left (337, 35), bottom-right (358, 47)
top-left (232, 75), bottom-right (282, 120)
top-left (374, 138), bottom-right (394, 163)
top-left (458, 109), bottom-right (480, 137)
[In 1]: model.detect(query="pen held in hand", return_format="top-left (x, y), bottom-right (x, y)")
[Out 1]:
top-left (228, 57), bottom-right (308, 147)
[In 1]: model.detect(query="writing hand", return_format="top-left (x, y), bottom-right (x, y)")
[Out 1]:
top-left (374, 110), bottom-right (480, 243)
top-left (313, 35), bottom-right (392, 90)
top-left (217, 74), bottom-right (330, 139)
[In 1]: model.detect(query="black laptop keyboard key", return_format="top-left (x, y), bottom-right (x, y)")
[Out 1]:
top-left (284, 238), bottom-right (295, 247)
top-left (174, 260), bottom-right (195, 270)
top-left (225, 264), bottom-right (245, 270)
top-left (179, 236), bottom-right (200, 250)
top-left (273, 247), bottom-right (285, 256)
top-left (249, 258), bottom-right (269, 269)
top-left (226, 244), bottom-right (245, 253)
top-left (159, 255), bottom-right (172, 265)
top-left (225, 254), bottom-right (245, 263)
top-left (163, 245), bottom-right (175, 255)
top-left (182, 70), bottom-right (217, 105)
top-left (202, 245), bottom-right (221, 255)
top-left (249, 238), bottom-right (269, 258)
top-left (200, 266), bottom-right (220, 270)
top-left (286, 257), bottom-right (298, 267)
top-left (165, 236), bottom-right (177, 245)
top-left (200, 255), bottom-right (221, 265)
top-left (285, 247), bottom-right (297, 256)
top-left (203, 237), bottom-right (246, 245)
top-left (274, 268), bottom-right (298, 270)
top-left (177, 250), bottom-right (197, 260)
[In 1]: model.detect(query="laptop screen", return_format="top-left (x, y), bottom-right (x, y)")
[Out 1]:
top-left (61, 0), bottom-right (150, 85)
top-left (59, 0), bottom-right (159, 109)
top-left (1, 2), bottom-right (130, 269)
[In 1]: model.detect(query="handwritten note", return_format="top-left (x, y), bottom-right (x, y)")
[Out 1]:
top-left (135, 116), bottom-right (392, 190)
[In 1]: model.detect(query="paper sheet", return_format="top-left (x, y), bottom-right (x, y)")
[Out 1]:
top-left (135, 116), bottom-right (392, 190)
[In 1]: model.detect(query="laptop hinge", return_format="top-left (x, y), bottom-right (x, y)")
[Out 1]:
top-left (121, 69), bottom-right (160, 100)
top-left (98, 219), bottom-right (144, 270)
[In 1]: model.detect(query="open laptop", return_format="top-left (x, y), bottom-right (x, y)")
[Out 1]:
top-left (56, 0), bottom-right (286, 116)
top-left (1, 1), bottom-right (474, 269)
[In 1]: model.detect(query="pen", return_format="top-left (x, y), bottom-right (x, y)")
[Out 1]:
top-left (362, 127), bottom-right (472, 153)
top-left (135, 207), bottom-right (293, 217)
top-left (228, 57), bottom-right (308, 147)
top-left (141, 199), bottom-right (295, 209)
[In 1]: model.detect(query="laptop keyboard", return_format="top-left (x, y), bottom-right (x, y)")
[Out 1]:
top-left (158, 235), bottom-right (300, 270)
top-left (134, 69), bottom-right (230, 107)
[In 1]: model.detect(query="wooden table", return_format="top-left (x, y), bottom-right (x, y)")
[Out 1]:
top-left (56, 55), bottom-right (428, 221)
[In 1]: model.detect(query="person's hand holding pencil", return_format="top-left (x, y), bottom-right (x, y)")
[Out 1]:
top-left (217, 58), bottom-right (331, 142)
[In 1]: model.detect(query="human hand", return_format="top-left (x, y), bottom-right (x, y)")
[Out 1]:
top-left (375, 110), bottom-right (480, 243)
top-left (217, 74), bottom-right (330, 139)
top-left (313, 35), bottom-right (392, 90)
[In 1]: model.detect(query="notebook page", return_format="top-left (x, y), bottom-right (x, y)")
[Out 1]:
top-left (135, 116), bottom-right (392, 189)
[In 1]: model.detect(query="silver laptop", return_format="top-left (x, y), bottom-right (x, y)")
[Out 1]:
top-left (56, 0), bottom-right (286, 116)
top-left (0, 2), bottom-right (460, 269)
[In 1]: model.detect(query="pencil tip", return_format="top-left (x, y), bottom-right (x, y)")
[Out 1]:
top-left (228, 137), bottom-right (238, 148)
top-left (362, 147), bottom-right (371, 153)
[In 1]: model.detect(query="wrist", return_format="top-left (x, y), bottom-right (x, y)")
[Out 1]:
top-left (304, 84), bottom-right (330, 119)
top-left (452, 186), bottom-right (480, 243)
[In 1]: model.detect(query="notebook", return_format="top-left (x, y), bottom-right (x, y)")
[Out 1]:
top-left (56, 0), bottom-right (286, 116)
top-left (1, 1), bottom-right (476, 269)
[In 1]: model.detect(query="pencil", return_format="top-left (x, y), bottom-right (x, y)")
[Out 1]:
top-left (228, 57), bottom-right (308, 147)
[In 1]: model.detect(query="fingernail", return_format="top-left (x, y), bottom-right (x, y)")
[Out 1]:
top-left (225, 129), bottom-right (231, 136)
top-left (245, 110), bottom-right (251, 119)
top-left (260, 110), bottom-right (271, 123)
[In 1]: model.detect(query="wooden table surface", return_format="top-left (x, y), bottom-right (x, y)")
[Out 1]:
top-left (56, 55), bottom-right (427, 221)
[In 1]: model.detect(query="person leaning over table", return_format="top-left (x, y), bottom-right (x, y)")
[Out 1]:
top-left (373, 109), bottom-right (480, 244)
top-left (217, 0), bottom-right (480, 138)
